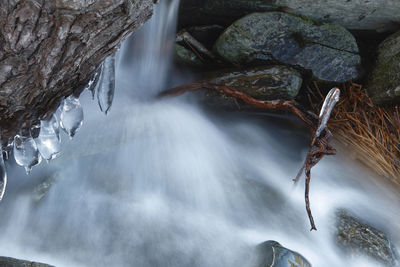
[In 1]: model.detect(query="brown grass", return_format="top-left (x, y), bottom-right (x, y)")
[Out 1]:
top-left (309, 82), bottom-right (400, 184)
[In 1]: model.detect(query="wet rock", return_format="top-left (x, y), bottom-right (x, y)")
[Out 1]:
top-left (367, 31), bottom-right (400, 105)
top-left (336, 209), bottom-right (399, 266)
top-left (199, 65), bottom-right (302, 110)
top-left (214, 12), bottom-right (361, 83)
top-left (175, 44), bottom-right (204, 67)
top-left (0, 256), bottom-right (53, 267)
top-left (210, 65), bottom-right (302, 100)
top-left (254, 240), bottom-right (311, 267)
top-left (275, 0), bottom-right (400, 32)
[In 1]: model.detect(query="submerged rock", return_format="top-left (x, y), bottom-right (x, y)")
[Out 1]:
top-left (214, 12), bottom-right (361, 82)
top-left (336, 209), bottom-right (399, 266)
top-left (254, 240), bottom-right (311, 267)
top-left (0, 256), bottom-right (53, 267)
top-left (367, 31), bottom-right (400, 105)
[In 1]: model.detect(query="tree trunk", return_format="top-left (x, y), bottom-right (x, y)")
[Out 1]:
top-left (0, 0), bottom-right (154, 145)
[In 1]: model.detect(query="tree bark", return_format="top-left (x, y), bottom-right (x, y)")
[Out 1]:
top-left (0, 0), bottom-right (153, 145)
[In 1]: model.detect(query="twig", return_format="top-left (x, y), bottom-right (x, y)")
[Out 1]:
top-left (176, 30), bottom-right (216, 59)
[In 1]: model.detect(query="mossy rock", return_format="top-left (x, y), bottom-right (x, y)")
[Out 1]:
top-left (336, 209), bottom-right (399, 266)
top-left (367, 31), bottom-right (400, 105)
top-left (214, 12), bottom-right (361, 82)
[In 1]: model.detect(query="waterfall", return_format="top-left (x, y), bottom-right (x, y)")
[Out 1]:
top-left (0, 1), bottom-right (399, 267)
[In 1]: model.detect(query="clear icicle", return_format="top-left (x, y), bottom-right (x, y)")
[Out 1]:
top-left (316, 88), bottom-right (340, 138)
top-left (0, 148), bottom-right (6, 201)
top-left (35, 114), bottom-right (61, 161)
top-left (97, 54), bottom-right (115, 115)
top-left (86, 64), bottom-right (103, 99)
top-left (13, 134), bottom-right (42, 174)
top-left (60, 95), bottom-right (84, 138)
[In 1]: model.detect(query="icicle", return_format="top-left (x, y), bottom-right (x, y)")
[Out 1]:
top-left (0, 148), bottom-right (6, 201)
top-left (35, 114), bottom-right (61, 162)
top-left (13, 134), bottom-right (42, 175)
top-left (97, 54), bottom-right (115, 115)
top-left (86, 64), bottom-right (103, 99)
top-left (60, 95), bottom-right (84, 138)
top-left (316, 88), bottom-right (340, 138)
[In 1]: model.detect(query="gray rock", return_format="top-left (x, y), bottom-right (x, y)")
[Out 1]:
top-left (336, 209), bottom-right (399, 266)
top-left (214, 12), bottom-right (361, 82)
top-left (209, 65), bottom-right (302, 100)
top-left (175, 44), bottom-right (204, 67)
top-left (0, 256), bottom-right (53, 267)
top-left (179, 0), bottom-right (400, 32)
top-left (199, 65), bottom-right (302, 110)
top-left (275, 0), bottom-right (400, 32)
top-left (254, 240), bottom-right (311, 267)
top-left (367, 31), bottom-right (400, 105)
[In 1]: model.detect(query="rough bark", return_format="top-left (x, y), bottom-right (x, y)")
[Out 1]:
top-left (0, 0), bottom-right (153, 145)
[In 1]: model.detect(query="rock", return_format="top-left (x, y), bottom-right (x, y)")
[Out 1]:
top-left (214, 12), bottom-right (361, 83)
top-left (336, 209), bottom-right (399, 266)
top-left (179, 0), bottom-right (400, 32)
top-left (367, 31), bottom-right (400, 105)
top-left (0, 256), bottom-right (53, 267)
top-left (254, 240), bottom-right (311, 267)
top-left (199, 65), bottom-right (302, 110)
top-left (209, 65), bottom-right (302, 100)
top-left (0, 0), bottom-right (154, 144)
top-left (275, 0), bottom-right (400, 32)
top-left (175, 44), bottom-right (204, 67)
top-left (178, 0), bottom-right (279, 29)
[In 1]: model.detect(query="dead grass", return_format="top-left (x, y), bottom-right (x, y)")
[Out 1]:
top-left (309, 82), bottom-right (400, 184)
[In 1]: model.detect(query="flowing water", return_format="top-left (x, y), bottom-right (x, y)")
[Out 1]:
top-left (1, 1), bottom-right (400, 266)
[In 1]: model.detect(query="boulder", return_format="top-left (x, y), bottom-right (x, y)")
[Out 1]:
top-left (367, 31), bottom-right (400, 105)
top-left (0, 256), bottom-right (53, 267)
top-left (178, 0), bottom-right (400, 32)
top-left (254, 240), bottom-right (311, 267)
top-left (214, 12), bottom-right (361, 83)
top-left (275, 0), bottom-right (400, 32)
top-left (336, 209), bottom-right (399, 266)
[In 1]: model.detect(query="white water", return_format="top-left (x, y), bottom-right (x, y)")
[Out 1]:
top-left (1, 1), bottom-right (400, 266)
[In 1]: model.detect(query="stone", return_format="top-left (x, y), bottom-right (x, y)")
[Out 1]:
top-left (275, 0), bottom-right (400, 32)
top-left (336, 209), bottom-right (399, 266)
top-left (199, 65), bottom-right (302, 110)
top-left (0, 256), bottom-right (53, 267)
top-left (367, 31), bottom-right (400, 105)
top-left (175, 44), bottom-right (204, 67)
top-left (214, 12), bottom-right (361, 83)
top-left (254, 240), bottom-right (311, 267)
top-left (209, 65), bottom-right (302, 100)
top-left (178, 0), bottom-right (400, 32)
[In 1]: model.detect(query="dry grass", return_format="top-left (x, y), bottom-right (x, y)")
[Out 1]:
top-left (309, 82), bottom-right (400, 184)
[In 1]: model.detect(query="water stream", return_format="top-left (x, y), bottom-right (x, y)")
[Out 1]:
top-left (0, 1), bottom-right (400, 266)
